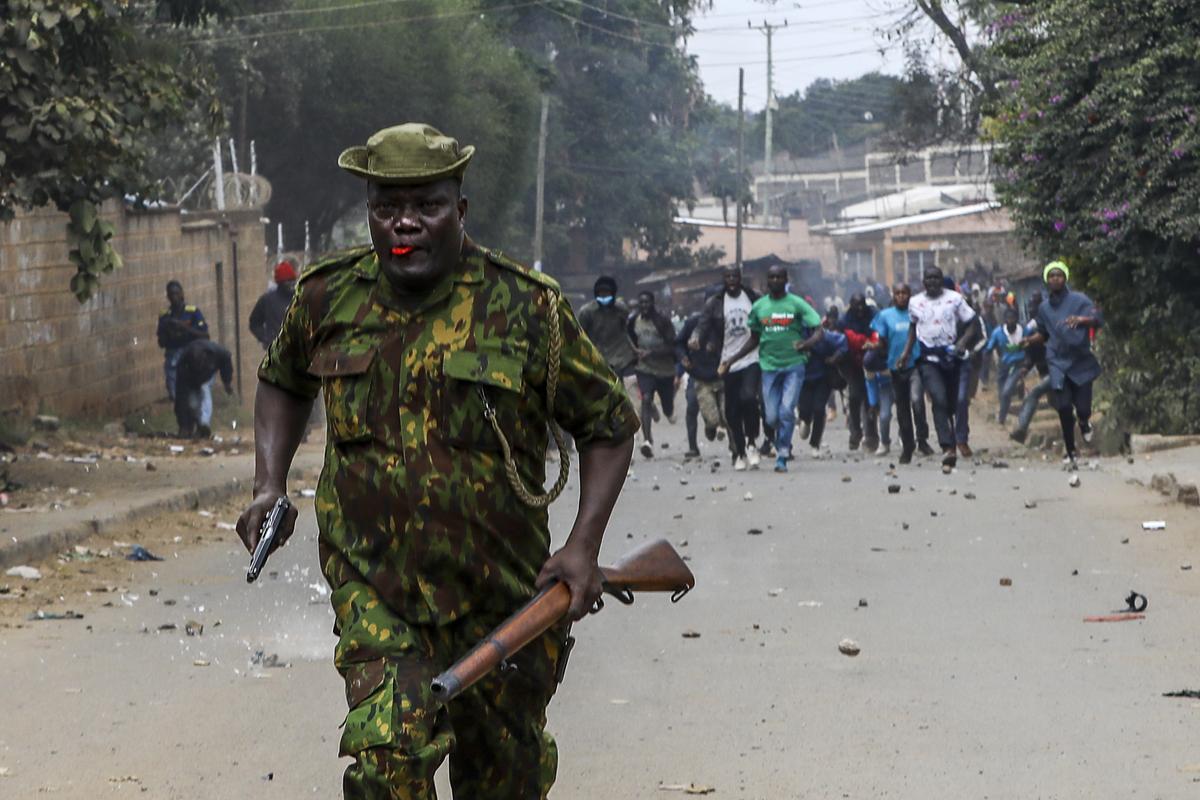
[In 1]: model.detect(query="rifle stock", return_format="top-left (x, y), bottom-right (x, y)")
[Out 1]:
top-left (430, 538), bottom-right (694, 704)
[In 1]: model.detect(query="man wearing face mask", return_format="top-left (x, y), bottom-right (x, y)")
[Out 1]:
top-left (237, 124), bottom-right (638, 800)
top-left (578, 275), bottom-right (637, 379)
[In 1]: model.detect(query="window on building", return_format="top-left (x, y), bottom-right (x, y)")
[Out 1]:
top-left (842, 250), bottom-right (874, 282)
top-left (902, 250), bottom-right (938, 286)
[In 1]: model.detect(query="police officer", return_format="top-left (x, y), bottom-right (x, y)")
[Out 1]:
top-left (236, 123), bottom-right (638, 800)
top-left (156, 280), bottom-right (209, 400)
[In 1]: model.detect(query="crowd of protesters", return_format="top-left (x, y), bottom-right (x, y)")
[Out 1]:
top-left (579, 259), bottom-right (1102, 473)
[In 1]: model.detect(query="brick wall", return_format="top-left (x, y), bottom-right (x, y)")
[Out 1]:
top-left (0, 203), bottom-right (268, 418)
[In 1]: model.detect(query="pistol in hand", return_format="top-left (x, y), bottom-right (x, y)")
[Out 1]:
top-left (246, 497), bottom-right (291, 583)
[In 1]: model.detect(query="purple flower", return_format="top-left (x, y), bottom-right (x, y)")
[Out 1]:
top-left (1054, 220), bottom-right (1067, 232)
top-left (1050, 95), bottom-right (1063, 105)
top-left (1173, 148), bottom-right (1186, 159)
top-left (1099, 223), bottom-right (1110, 233)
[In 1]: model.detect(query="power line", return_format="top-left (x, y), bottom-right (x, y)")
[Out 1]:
top-left (181, 1), bottom-right (540, 44)
top-left (699, 46), bottom-right (889, 68)
top-left (216, 0), bottom-right (431, 22)
top-left (538, 4), bottom-right (680, 49)
top-left (694, 11), bottom-right (910, 35)
top-left (697, 0), bottom-right (854, 18)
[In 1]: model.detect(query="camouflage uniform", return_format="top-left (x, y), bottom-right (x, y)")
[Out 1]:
top-left (259, 239), bottom-right (639, 799)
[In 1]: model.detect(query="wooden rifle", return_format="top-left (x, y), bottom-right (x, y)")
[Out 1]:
top-left (430, 538), bottom-right (695, 703)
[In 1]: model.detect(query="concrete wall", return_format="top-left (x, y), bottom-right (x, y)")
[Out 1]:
top-left (1, 203), bottom-right (268, 418)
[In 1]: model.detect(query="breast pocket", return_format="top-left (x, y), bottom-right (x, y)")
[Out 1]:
top-left (308, 346), bottom-right (377, 444)
top-left (441, 347), bottom-right (528, 453)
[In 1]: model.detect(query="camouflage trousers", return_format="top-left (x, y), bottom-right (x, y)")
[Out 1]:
top-left (332, 580), bottom-right (567, 800)
top-left (692, 378), bottom-right (725, 432)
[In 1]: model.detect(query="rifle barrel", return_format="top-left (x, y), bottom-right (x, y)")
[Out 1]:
top-left (431, 582), bottom-right (570, 703)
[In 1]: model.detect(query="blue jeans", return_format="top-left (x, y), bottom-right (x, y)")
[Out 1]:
top-left (918, 358), bottom-right (962, 449)
top-left (163, 348), bottom-right (182, 400)
top-left (867, 372), bottom-right (894, 446)
top-left (761, 362), bottom-right (806, 459)
top-left (1015, 374), bottom-right (1052, 435)
top-left (955, 357), bottom-right (975, 445)
top-left (200, 378), bottom-right (214, 426)
top-left (996, 360), bottom-right (1023, 424)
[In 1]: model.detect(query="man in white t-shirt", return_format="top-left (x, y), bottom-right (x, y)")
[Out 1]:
top-left (898, 266), bottom-right (981, 472)
top-left (695, 266), bottom-right (763, 470)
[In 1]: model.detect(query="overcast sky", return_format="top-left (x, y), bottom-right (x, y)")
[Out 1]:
top-left (687, 0), bottom-right (913, 111)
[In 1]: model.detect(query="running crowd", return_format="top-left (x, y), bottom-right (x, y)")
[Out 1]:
top-left (577, 259), bottom-right (1103, 474)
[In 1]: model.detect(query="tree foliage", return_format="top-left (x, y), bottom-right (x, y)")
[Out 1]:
top-left (0, 1), bottom-right (228, 301)
top-left (484, 0), bottom-right (711, 271)
top-left (198, 0), bottom-right (539, 256)
top-left (986, 0), bottom-right (1200, 433)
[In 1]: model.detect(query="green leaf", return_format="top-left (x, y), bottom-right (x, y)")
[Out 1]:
top-left (69, 271), bottom-right (98, 303)
top-left (69, 199), bottom-right (96, 233)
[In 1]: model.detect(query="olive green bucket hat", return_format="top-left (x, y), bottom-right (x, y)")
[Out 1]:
top-left (337, 123), bottom-right (474, 185)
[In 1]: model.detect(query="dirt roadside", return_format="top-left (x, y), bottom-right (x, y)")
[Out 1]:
top-left (0, 419), bottom-right (325, 610)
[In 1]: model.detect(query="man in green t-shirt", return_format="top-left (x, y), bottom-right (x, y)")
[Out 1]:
top-left (719, 264), bottom-right (823, 472)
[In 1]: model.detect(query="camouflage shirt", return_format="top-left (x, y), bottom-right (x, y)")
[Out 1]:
top-left (259, 240), bottom-right (639, 625)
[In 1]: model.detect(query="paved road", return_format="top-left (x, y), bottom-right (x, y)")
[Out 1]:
top-left (1, 415), bottom-right (1198, 798)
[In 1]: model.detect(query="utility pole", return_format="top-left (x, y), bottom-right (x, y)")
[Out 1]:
top-left (533, 92), bottom-right (549, 272)
top-left (212, 138), bottom-right (226, 211)
top-left (736, 67), bottom-right (744, 272)
top-left (750, 18), bottom-right (785, 222)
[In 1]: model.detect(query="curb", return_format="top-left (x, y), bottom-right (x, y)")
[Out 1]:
top-left (0, 476), bottom-right (255, 571)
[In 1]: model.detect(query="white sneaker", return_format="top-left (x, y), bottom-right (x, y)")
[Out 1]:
top-left (810, 446), bottom-right (822, 459)
top-left (733, 456), bottom-right (748, 471)
top-left (875, 443), bottom-right (890, 456)
top-left (747, 446), bottom-right (761, 469)
top-left (1080, 422), bottom-right (1094, 444)
top-left (798, 421), bottom-right (811, 440)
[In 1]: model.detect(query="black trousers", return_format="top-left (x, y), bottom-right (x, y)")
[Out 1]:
top-left (723, 364), bottom-right (762, 459)
top-left (1053, 377), bottom-right (1094, 456)
top-left (845, 366), bottom-right (878, 449)
top-left (917, 358), bottom-right (962, 449)
top-left (890, 366), bottom-right (923, 454)
top-left (174, 378), bottom-right (205, 437)
top-left (636, 372), bottom-right (675, 442)
top-left (797, 376), bottom-right (832, 448)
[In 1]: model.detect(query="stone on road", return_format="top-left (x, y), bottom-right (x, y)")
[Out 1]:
top-left (0, 417), bottom-right (1197, 798)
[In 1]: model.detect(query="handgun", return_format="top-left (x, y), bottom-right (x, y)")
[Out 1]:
top-left (246, 496), bottom-right (291, 583)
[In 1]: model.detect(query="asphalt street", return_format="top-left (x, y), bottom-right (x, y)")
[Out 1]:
top-left (1, 413), bottom-right (1198, 798)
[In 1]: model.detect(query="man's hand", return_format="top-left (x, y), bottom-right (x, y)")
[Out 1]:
top-left (236, 489), bottom-right (299, 556)
top-left (1065, 315), bottom-right (1091, 329)
top-left (897, 348), bottom-right (912, 369)
top-left (717, 361), bottom-right (730, 377)
top-left (681, 356), bottom-right (693, 370)
top-left (687, 336), bottom-right (701, 352)
top-left (536, 542), bottom-right (604, 621)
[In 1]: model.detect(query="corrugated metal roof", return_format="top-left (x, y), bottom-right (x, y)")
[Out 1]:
top-left (827, 202), bottom-right (1002, 236)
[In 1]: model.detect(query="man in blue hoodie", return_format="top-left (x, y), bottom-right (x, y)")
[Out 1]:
top-left (1023, 261), bottom-right (1103, 469)
top-left (796, 313), bottom-right (848, 458)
